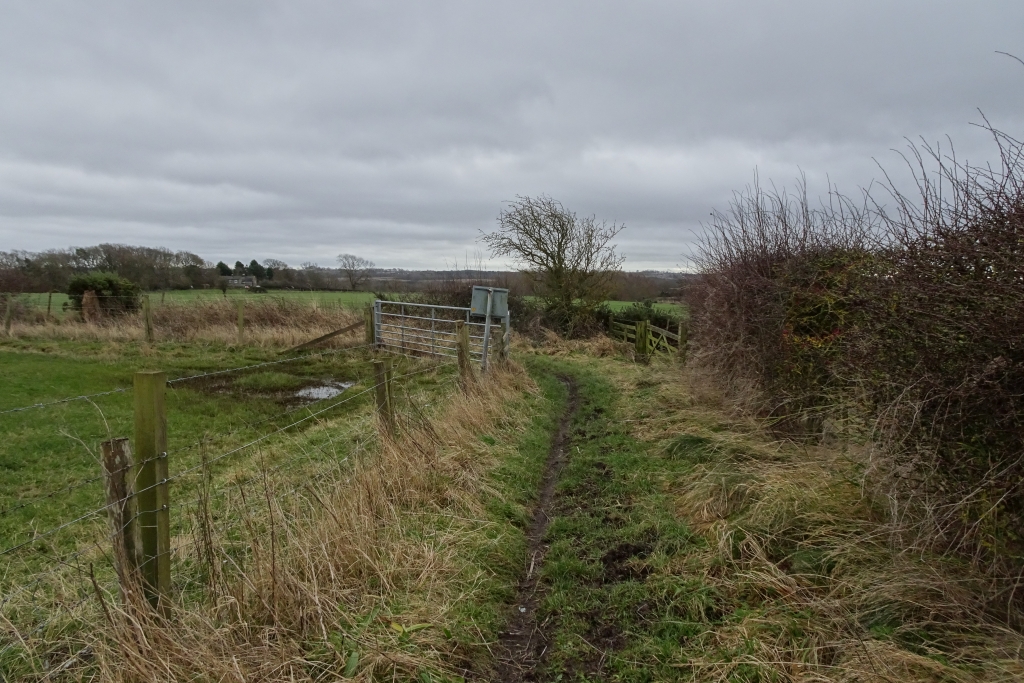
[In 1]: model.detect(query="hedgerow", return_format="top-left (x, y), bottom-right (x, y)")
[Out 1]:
top-left (689, 126), bottom-right (1024, 592)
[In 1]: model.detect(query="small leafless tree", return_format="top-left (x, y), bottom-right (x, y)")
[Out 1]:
top-left (482, 195), bottom-right (624, 334)
top-left (336, 254), bottom-right (375, 290)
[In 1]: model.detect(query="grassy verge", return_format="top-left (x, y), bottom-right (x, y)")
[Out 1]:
top-left (0, 349), bottom-right (575, 681)
top-left (514, 347), bottom-right (1024, 681)
top-left (74, 362), bottom-right (556, 682)
top-left (8, 334), bottom-right (1021, 681)
top-left (0, 336), bottom-right (460, 681)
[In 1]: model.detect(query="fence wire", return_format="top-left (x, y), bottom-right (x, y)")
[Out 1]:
top-left (0, 353), bottom-right (456, 676)
top-left (166, 342), bottom-right (375, 385)
top-left (1, 359), bottom-right (451, 559)
top-left (0, 388), bottom-right (129, 417)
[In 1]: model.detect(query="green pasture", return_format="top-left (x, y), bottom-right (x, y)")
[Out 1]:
top-left (605, 299), bottom-right (685, 316)
top-left (0, 337), bottom-right (453, 586)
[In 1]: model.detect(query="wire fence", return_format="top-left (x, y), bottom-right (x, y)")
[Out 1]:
top-left (2, 291), bottom-right (373, 325)
top-left (0, 343), bottom-right (461, 680)
top-left (0, 388), bottom-right (129, 417)
top-left (0, 341), bottom-right (376, 420)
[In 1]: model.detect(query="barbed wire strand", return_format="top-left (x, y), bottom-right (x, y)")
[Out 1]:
top-left (3, 359), bottom-right (448, 593)
top-left (0, 344), bottom-right (393, 515)
top-left (0, 473), bottom-right (106, 518)
top-left (165, 342), bottom-right (376, 385)
top-left (0, 502), bottom-right (141, 617)
top-left (0, 388), bottom-right (129, 417)
top-left (0, 340), bottom-right (376, 416)
top-left (0, 362), bottom-right (450, 558)
top-left (0, 362), bottom-right (455, 670)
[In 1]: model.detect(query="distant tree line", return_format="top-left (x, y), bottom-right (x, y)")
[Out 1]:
top-left (0, 244), bottom-right (211, 292)
top-left (1, 243), bottom-right (687, 301)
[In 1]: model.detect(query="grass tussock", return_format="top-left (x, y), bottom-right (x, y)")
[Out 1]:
top-left (71, 363), bottom-right (536, 682)
top-left (642, 360), bottom-right (1024, 682)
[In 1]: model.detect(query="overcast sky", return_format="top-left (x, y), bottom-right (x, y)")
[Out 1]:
top-left (1, 1), bottom-right (1022, 270)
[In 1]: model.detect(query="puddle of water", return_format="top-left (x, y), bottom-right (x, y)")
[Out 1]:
top-left (294, 381), bottom-right (355, 401)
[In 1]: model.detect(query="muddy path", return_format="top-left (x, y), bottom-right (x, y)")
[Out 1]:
top-left (493, 375), bottom-right (580, 682)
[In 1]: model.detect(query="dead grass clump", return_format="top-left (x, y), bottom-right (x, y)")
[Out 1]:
top-left (83, 362), bottom-right (536, 682)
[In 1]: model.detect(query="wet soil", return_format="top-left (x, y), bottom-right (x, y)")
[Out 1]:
top-left (493, 375), bottom-right (580, 682)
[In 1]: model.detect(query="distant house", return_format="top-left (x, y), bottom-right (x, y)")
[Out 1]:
top-left (222, 275), bottom-right (259, 288)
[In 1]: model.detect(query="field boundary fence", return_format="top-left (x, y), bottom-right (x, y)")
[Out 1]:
top-left (0, 334), bottom-right (488, 678)
top-left (609, 317), bottom-right (688, 359)
top-left (1, 290), bottom-right (372, 337)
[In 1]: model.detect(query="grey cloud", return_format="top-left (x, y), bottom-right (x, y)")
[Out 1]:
top-left (1, 1), bottom-right (1023, 270)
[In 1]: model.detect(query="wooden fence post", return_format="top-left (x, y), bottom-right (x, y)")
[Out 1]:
top-left (364, 305), bottom-right (374, 345)
top-left (635, 320), bottom-right (650, 358)
top-left (400, 304), bottom-right (406, 354)
top-left (143, 295), bottom-right (154, 343)
top-left (373, 360), bottom-right (394, 435)
top-left (133, 371), bottom-right (170, 613)
top-left (3, 295), bottom-right (11, 337)
top-left (677, 320), bottom-right (688, 364)
top-left (46, 291), bottom-right (53, 321)
top-left (101, 437), bottom-right (139, 601)
top-left (456, 321), bottom-right (473, 388)
top-left (236, 300), bottom-right (245, 344)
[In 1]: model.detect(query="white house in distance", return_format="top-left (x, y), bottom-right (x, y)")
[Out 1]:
top-left (222, 275), bottom-right (259, 288)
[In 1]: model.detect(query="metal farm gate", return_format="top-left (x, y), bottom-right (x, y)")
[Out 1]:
top-left (372, 286), bottom-right (510, 371)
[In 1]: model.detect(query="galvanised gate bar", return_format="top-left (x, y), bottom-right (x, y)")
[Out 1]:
top-left (372, 287), bottom-right (510, 370)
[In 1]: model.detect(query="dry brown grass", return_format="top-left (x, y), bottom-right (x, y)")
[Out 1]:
top-left (592, 354), bottom-right (1024, 682)
top-left (76, 361), bottom-right (536, 682)
top-left (513, 327), bottom-right (639, 360)
top-left (7, 299), bottom-right (362, 348)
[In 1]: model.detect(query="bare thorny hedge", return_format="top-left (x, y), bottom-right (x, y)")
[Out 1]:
top-left (689, 124), bottom-right (1024, 608)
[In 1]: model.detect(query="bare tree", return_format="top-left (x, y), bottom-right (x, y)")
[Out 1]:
top-left (481, 195), bottom-right (624, 333)
top-left (336, 254), bottom-right (375, 290)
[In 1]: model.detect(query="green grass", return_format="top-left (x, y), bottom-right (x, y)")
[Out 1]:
top-left (519, 356), bottom-right (708, 681)
top-left (479, 353), bottom-right (1006, 680)
top-left (605, 300), bottom-right (686, 316)
top-left (233, 370), bottom-right (308, 391)
top-left (0, 337), bottom-right (452, 586)
top-left (428, 365), bottom-right (571, 673)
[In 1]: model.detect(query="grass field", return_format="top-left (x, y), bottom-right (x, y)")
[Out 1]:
top-left (0, 335), bottom-right (454, 593)
top-left (604, 299), bottom-right (685, 316)
top-left (3, 330), bottom-right (1023, 680)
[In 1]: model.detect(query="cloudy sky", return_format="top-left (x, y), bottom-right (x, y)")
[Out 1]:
top-left (1, 1), bottom-right (1022, 270)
